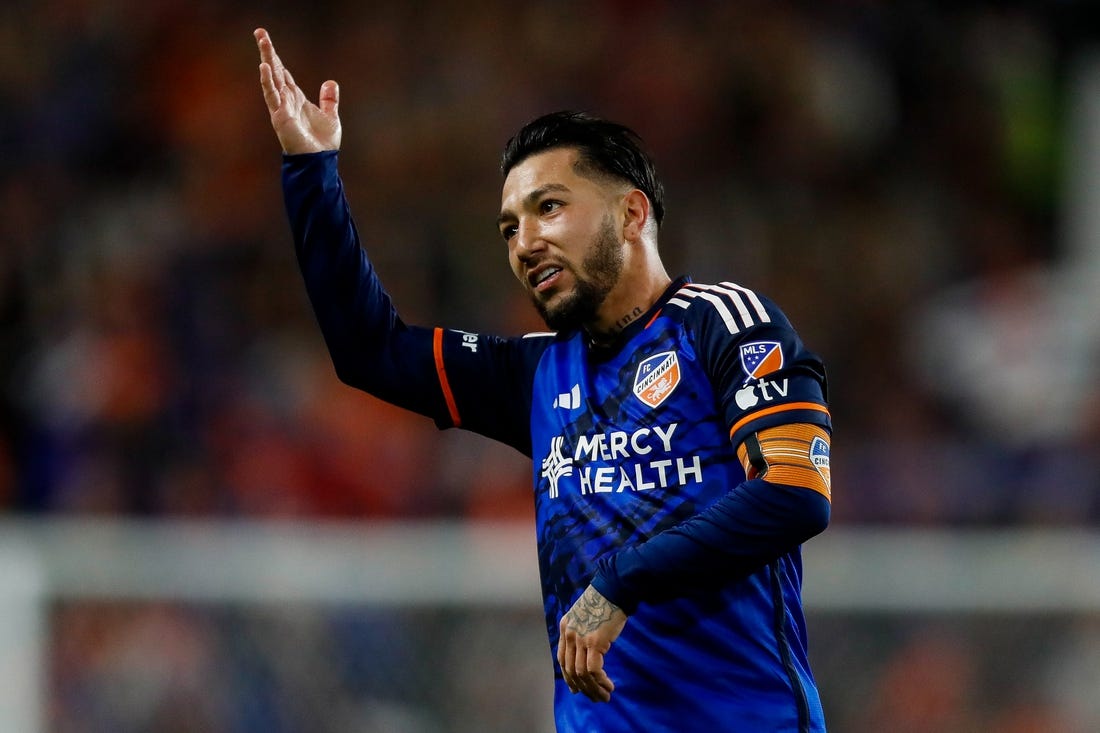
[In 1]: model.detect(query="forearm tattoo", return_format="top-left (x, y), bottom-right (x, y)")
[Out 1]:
top-left (566, 587), bottom-right (622, 635)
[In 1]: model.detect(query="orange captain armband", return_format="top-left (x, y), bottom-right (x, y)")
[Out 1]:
top-left (735, 423), bottom-right (831, 500)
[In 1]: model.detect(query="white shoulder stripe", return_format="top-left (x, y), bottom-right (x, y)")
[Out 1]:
top-left (719, 282), bottom-right (770, 323)
top-left (695, 283), bottom-right (754, 329)
top-left (695, 290), bottom-right (741, 333)
top-left (669, 286), bottom-right (740, 333)
top-left (666, 281), bottom-right (771, 333)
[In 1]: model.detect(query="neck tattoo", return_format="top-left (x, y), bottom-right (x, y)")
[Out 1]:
top-left (612, 306), bottom-right (644, 333)
top-left (590, 306), bottom-right (645, 346)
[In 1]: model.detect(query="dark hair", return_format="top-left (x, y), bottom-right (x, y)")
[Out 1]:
top-left (500, 111), bottom-right (665, 228)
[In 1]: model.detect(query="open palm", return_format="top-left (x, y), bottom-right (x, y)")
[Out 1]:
top-left (255, 28), bottom-right (342, 154)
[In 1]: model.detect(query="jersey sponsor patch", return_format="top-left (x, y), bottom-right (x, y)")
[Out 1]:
top-left (740, 341), bottom-right (784, 381)
top-left (633, 351), bottom-right (681, 408)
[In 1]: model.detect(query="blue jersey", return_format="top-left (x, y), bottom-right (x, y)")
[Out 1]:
top-left (282, 152), bottom-right (831, 732)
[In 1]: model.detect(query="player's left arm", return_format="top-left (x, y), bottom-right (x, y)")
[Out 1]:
top-left (558, 422), bottom-right (830, 703)
top-left (586, 299), bottom-right (832, 616)
top-left (586, 449), bottom-right (830, 616)
top-left (558, 417), bottom-right (831, 700)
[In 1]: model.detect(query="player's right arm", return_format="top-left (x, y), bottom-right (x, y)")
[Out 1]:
top-left (281, 152), bottom-right (442, 411)
top-left (256, 28), bottom-right (547, 454)
top-left (256, 28), bottom-right (438, 413)
top-left (281, 151), bottom-right (547, 452)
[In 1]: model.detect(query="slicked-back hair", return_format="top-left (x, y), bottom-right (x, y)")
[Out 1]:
top-left (500, 111), bottom-right (665, 229)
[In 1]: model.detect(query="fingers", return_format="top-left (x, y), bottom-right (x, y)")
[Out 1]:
top-left (557, 618), bottom-right (615, 703)
top-left (254, 28), bottom-right (293, 96)
top-left (556, 621), bottom-right (575, 693)
top-left (255, 28), bottom-right (285, 115)
top-left (556, 585), bottom-right (627, 703)
top-left (254, 29), bottom-right (280, 81)
top-left (586, 645), bottom-right (614, 693)
top-left (318, 79), bottom-right (339, 118)
top-left (572, 634), bottom-right (587, 692)
top-left (258, 61), bottom-right (281, 113)
top-left (569, 649), bottom-right (613, 702)
top-left (254, 28), bottom-right (276, 84)
top-left (576, 644), bottom-right (613, 702)
top-left (254, 28), bottom-right (339, 153)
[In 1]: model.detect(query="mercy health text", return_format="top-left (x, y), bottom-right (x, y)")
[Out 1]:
top-left (540, 423), bottom-right (704, 499)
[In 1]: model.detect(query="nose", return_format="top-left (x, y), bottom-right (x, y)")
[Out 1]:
top-left (513, 217), bottom-right (547, 262)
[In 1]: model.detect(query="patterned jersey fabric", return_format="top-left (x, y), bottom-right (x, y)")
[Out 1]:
top-left (284, 151), bottom-right (831, 732)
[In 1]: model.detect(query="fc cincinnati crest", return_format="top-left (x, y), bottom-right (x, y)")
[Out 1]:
top-left (739, 340), bottom-right (784, 381)
top-left (810, 436), bottom-right (831, 493)
top-left (633, 351), bottom-right (681, 408)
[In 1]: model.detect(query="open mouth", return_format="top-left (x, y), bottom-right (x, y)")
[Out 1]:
top-left (529, 265), bottom-right (564, 292)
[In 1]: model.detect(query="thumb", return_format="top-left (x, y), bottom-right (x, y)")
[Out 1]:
top-left (318, 80), bottom-right (339, 117)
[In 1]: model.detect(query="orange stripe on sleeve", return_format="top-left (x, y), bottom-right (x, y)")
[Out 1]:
top-left (433, 327), bottom-right (462, 427)
top-left (729, 402), bottom-right (830, 439)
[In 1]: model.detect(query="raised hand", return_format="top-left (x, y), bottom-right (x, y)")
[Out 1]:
top-left (254, 28), bottom-right (342, 154)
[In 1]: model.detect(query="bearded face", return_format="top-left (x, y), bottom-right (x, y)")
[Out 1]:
top-left (530, 215), bottom-right (623, 332)
top-left (500, 148), bottom-right (634, 335)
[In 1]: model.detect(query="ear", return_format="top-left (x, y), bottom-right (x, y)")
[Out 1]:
top-left (621, 189), bottom-right (651, 243)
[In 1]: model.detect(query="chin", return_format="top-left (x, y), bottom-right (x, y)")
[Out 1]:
top-left (538, 294), bottom-right (588, 332)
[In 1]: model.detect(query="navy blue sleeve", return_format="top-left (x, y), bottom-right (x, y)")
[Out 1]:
top-left (282, 151), bottom-right (546, 453)
top-left (590, 283), bottom-right (831, 613)
top-left (430, 329), bottom-right (553, 456)
top-left (283, 151), bottom-right (442, 417)
top-left (591, 479), bottom-right (829, 614)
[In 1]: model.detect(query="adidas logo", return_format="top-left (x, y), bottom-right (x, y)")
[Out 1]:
top-left (553, 384), bottom-right (581, 410)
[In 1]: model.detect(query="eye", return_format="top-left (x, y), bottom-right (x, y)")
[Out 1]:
top-left (539, 199), bottom-right (562, 215)
top-left (501, 224), bottom-right (517, 242)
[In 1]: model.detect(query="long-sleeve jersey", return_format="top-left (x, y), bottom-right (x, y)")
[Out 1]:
top-left (283, 151), bottom-right (832, 732)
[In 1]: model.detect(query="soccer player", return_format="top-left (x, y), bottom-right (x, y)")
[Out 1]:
top-left (255, 27), bottom-right (833, 732)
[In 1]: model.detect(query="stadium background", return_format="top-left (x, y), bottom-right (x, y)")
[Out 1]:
top-left (1, 0), bottom-right (1099, 730)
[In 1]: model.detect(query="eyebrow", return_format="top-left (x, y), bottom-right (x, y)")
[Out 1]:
top-left (497, 183), bottom-right (571, 227)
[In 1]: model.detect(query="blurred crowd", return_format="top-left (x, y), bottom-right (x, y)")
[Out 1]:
top-left (44, 603), bottom-right (1100, 733)
top-left (2, 0), bottom-right (1098, 524)
top-left (3, 2), bottom-right (1100, 732)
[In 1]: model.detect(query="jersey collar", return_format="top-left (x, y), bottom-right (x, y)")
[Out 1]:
top-left (584, 276), bottom-right (691, 357)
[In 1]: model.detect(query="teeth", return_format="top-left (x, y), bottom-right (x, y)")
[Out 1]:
top-left (536, 267), bottom-right (561, 285)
